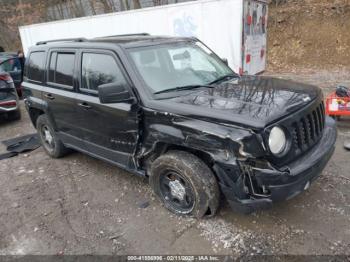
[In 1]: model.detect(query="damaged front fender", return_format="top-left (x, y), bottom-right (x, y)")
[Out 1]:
top-left (137, 109), bottom-right (266, 189)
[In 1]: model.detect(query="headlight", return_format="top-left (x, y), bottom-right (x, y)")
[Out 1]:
top-left (268, 126), bottom-right (287, 155)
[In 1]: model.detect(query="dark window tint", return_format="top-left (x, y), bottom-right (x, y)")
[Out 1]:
top-left (48, 52), bottom-right (57, 83)
top-left (27, 52), bottom-right (45, 82)
top-left (55, 53), bottom-right (75, 86)
top-left (81, 53), bottom-right (126, 92)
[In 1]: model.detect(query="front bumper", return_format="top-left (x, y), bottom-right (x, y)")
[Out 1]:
top-left (222, 116), bottom-right (337, 214)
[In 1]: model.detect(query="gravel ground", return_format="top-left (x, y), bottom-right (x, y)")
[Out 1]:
top-left (0, 70), bottom-right (350, 256)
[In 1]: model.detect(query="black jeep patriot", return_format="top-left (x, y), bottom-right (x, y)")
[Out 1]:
top-left (23, 35), bottom-right (337, 218)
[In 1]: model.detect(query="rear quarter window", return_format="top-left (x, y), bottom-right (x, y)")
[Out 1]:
top-left (26, 51), bottom-right (45, 82)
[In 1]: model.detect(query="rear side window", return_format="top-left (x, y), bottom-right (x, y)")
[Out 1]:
top-left (27, 52), bottom-right (45, 82)
top-left (48, 52), bottom-right (75, 87)
top-left (81, 53), bottom-right (127, 92)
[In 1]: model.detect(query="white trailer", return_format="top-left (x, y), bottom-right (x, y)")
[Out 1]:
top-left (19, 0), bottom-right (268, 75)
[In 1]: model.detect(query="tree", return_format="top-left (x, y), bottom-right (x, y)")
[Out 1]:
top-left (0, 0), bottom-right (145, 51)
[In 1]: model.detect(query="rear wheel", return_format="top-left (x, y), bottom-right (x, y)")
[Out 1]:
top-left (149, 150), bottom-right (220, 218)
top-left (36, 115), bottom-right (68, 158)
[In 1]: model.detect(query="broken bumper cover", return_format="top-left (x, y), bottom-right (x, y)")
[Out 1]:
top-left (224, 117), bottom-right (337, 214)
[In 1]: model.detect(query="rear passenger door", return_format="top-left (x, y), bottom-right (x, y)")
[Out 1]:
top-left (76, 50), bottom-right (139, 169)
top-left (43, 50), bottom-right (84, 148)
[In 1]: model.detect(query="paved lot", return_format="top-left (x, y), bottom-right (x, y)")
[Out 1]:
top-left (0, 70), bottom-right (350, 256)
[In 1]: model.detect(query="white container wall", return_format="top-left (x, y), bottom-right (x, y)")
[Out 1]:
top-left (19, 0), bottom-right (268, 75)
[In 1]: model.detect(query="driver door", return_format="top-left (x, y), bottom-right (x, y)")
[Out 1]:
top-left (75, 50), bottom-right (139, 169)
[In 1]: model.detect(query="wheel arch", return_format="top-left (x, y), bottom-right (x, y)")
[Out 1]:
top-left (28, 107), bottom-right (45, 128)
top-left (157, 142), bottom-right (215, 166)
top-left (142, 141), bottom-right (217, 177)
top-left (25, 98), bottom-right (57, 130)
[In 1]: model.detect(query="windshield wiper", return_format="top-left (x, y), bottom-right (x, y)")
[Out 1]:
top-left (209, 73), bottom-right (238, 85)
top-left (154, 84), bottom-right (214, 95)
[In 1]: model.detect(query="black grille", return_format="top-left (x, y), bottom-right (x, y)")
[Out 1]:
top-left (291, 101), bottom-right (325, 155)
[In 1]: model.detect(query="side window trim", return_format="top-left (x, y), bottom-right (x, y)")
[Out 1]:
top-left (46, 81), bottom-right (74, 90)
top-left (46, 49), bottom-right (76, 91)
top-left (48, 52), bottom-right (57, 83)
top-left (78, 49), bottom-right (131, 96)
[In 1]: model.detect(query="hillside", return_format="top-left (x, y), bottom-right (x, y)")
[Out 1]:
top-left (267, 0), bottom-right (350, 72)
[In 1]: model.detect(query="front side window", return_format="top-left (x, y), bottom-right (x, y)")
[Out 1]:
top-left (48, 52), bottom-right (75, 87)
top-left (128, 41), bottom-right (234, 94)
top-left (27, 52), bottom-right (45, 82)
top-left (81, 53), bottom-right (126, 92)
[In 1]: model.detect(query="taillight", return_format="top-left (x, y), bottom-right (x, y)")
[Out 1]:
top-left (0, 74), bottom-right (13, 83)
top-left (0, 100), bottom-right (17, 107)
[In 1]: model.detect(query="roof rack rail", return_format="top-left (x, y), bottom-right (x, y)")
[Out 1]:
top-left (95, 33), bottom-right (150, 39)
top-left (36, 37), bottom-right (87, 45)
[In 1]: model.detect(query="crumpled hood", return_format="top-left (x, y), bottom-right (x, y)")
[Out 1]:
top-left (150, 76), bottom-right (321, 129)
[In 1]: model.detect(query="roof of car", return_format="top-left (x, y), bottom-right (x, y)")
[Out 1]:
top-left (92, 35), bottom-right (173, 43)
top-left (90, 35), bottom-right (194, 47)
top-left (31, 35), bottom-right (195, 51)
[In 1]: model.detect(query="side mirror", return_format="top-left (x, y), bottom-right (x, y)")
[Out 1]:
top-left (98, 82), bottom-right (133, 104)
top-left (222, 58), bottom-right (228, 66)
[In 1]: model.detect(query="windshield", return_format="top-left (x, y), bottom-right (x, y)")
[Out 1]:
top-left (128, 41), bottom-right (235, 94)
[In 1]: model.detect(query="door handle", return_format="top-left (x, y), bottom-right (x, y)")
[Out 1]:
top-left (44, 93), bottom-right (55, 100)
top-left (78, 102), bottom-right (92, 109)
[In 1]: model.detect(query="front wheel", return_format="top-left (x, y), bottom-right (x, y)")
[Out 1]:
top-left (149, 150), bottom-right (220, 218)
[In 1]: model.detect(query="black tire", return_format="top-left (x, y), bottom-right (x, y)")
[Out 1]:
top-left (36, 114), bottom-right (68, 158)
top-left (149, 150), bottom-right (220, 218)
top-left (7, 109), bottom-right (21, 121)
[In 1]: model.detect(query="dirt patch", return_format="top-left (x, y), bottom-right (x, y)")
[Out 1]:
top-left (268, 0), bottom-right (350, 71)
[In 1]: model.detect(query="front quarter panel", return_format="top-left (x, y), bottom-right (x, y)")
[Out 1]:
top-left (139, 108), bottom-right (264, 175)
